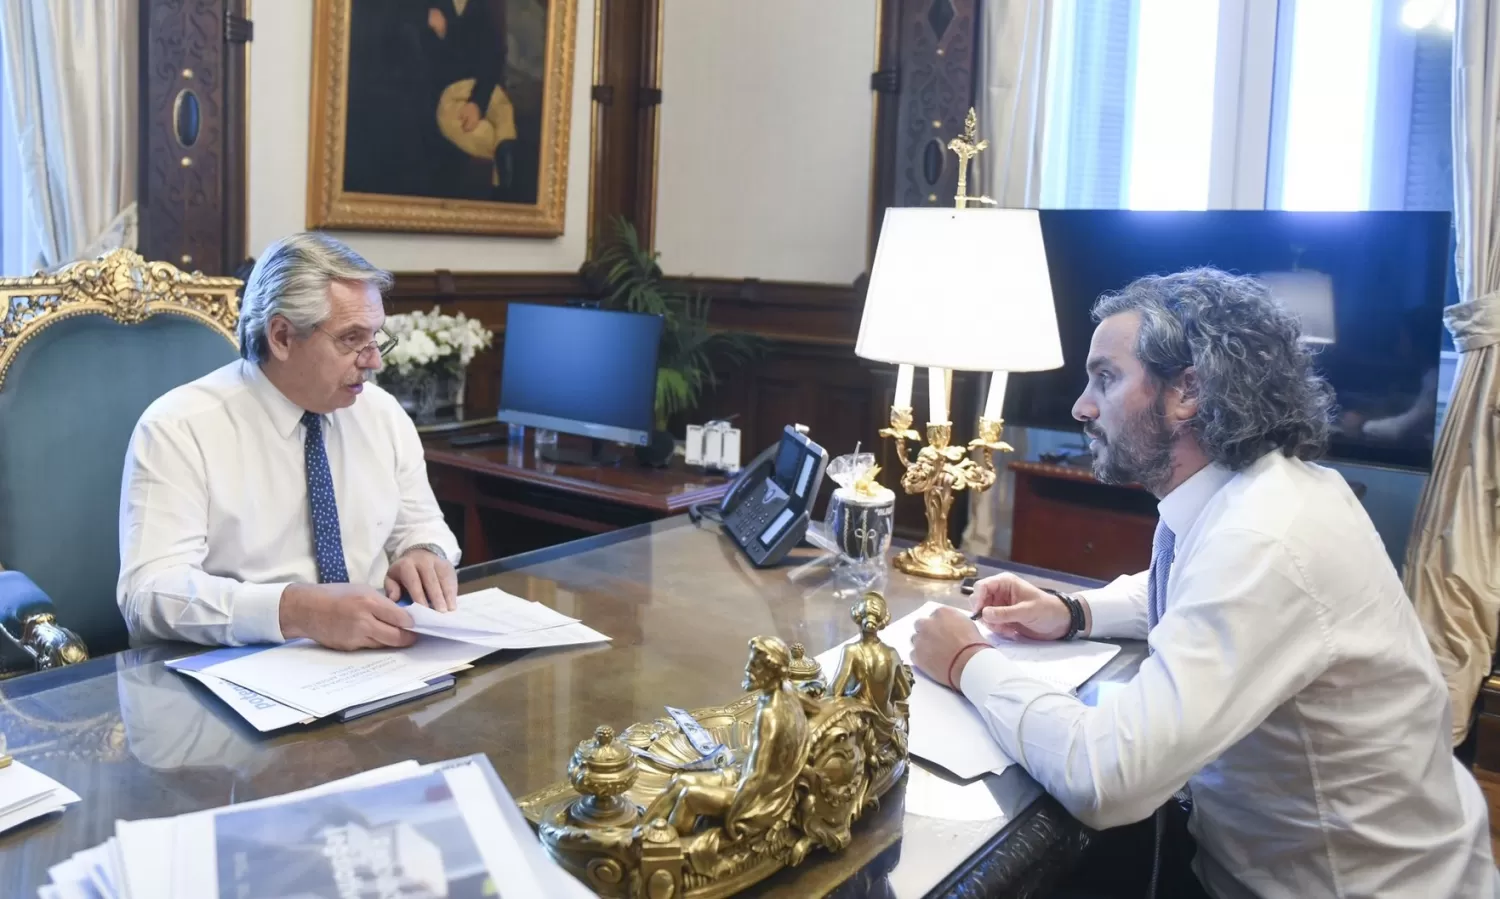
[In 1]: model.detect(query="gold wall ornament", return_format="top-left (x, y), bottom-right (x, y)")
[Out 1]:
top-left (519, 595), bottom-right (914, 898)
top-left (0, 247), bottom-right (240, 391)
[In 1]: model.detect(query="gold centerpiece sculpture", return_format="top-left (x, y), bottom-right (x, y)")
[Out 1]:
top-left (519, 594), bottom-right (914, 898)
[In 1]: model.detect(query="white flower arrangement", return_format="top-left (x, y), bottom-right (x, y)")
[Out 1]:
top-left (381, 307), bottom-right (494, 378)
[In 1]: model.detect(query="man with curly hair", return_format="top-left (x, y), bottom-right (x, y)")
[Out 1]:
top-left (911, 268), bottom-right (1495, 898)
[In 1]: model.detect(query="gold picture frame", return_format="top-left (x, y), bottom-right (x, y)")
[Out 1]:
top-left (307, 0), bottom-right (577, 237)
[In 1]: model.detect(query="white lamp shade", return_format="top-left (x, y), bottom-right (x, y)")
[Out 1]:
top-left (856, 207), bottom-right (1064, 372)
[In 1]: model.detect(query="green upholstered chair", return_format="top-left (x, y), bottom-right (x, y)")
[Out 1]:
top-left (0, 249), bottom-right (241, 672)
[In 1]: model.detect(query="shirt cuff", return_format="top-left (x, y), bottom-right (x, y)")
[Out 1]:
top-left (230, 582), bottom-right (290, 645)
top-left (1080, 588), bottom-right (1146, 639)
top-left (959, 646), bottom-right (1024, 704)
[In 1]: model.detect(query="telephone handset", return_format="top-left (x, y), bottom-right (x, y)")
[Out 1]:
top-left (719, 425), bottom-right (828, 567)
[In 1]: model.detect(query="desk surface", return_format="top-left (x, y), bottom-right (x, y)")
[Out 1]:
top-left (424, 428), bottom-right (730, 514)
top-left (0, 519), bottom-right (1142, 898)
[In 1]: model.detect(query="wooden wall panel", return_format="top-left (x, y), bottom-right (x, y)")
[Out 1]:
top-left (869, 0), bottom-right (981, 249)
top-left (138, 0), bottom-right (249, 275)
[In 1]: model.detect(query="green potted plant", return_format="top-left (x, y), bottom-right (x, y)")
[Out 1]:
top-left (589, 217), bottom-right (760, 445)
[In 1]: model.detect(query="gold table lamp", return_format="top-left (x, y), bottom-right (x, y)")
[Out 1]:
top-left (856, 110), bottom-right (1064, 579)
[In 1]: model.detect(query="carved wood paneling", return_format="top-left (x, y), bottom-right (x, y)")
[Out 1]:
top-left (869, 0), bottom-right (981, 250)
top-left (138, 0), bottom-right (248, 275)
top-left (588, 0), bottom-right (664, 256)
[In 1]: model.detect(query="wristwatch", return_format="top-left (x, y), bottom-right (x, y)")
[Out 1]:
top-left (1042, 588), bottom-right (1086, 640)
top-left (401, 543), bottom-right (453, 564)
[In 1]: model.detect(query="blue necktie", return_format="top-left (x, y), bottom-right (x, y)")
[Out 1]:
top-left (1147, 519), bottom-right (1176, 631)
top-left (303, 412), bottom-right (349, 584)
top-left (1146, 518), bottom-right (1178, 899)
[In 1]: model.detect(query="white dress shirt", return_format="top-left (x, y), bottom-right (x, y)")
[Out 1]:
top-left (117, 361), bottom-right (460, 646)
top-left (960, 451), bottom-right (1496, 899)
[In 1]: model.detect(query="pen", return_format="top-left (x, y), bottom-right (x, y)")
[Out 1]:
top-left (961, 577), bottom-right (982, 618)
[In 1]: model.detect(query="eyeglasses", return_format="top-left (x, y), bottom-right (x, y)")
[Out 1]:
top-left (318, 326), bottom-right (399, 358)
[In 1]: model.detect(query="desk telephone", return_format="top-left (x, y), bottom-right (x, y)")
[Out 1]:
top-left (719, 425), bottom-right (829, 567)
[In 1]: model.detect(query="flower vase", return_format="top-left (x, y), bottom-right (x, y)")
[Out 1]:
top-left (386, 368), bottom-right (441, 423)
top-left (441, 367), bottom-right (467, 419)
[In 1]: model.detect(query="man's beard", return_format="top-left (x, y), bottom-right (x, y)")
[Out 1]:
top-left (1088, 391), bottom-right (1176, 493)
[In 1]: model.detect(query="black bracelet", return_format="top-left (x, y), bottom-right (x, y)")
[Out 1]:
top-left (1043, 588), bottom-right (1085, 640)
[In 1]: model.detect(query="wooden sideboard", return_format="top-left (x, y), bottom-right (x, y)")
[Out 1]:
top-left (423, 425), bottom-right (730, 565)
top-left (1008, 460), bottom-right (1157, 582)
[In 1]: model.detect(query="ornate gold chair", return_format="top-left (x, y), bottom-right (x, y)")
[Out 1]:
top-left (0, 249), bottom-right (241, 673)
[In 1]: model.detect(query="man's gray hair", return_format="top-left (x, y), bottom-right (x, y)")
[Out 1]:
top-left (1092, 267), bottom-right (1334, 470)
top-left (237, 232), bottom-right (393, 362)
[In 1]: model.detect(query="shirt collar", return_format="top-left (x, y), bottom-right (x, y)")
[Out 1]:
top-left (1156, 462), bottom-right (1235, 538)
top-left (241, 360), bottom-right (315, 440)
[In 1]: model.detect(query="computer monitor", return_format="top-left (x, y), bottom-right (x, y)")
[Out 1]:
top-left (496, 303), bottom-right (663, 457)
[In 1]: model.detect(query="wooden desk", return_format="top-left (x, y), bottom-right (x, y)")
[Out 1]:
top-left (424, 426), bottom-right (730, 564)
top-left (0, 520), bottom-right (1143, 898)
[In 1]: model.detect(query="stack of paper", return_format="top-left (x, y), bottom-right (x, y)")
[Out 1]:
top-left (167, 587), bottom-right (610, 732)
top-left (816, 600), bottom-right (1120, 780)
top-left (403, 587), bottom-right (610, 650)
top-left (0, 760), bottom-right (79, 835)
top-left (38, 755), bottom-right (593, 899)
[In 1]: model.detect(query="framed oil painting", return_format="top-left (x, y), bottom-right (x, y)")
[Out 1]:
top-left (308, 0), bottom-right (576, 237)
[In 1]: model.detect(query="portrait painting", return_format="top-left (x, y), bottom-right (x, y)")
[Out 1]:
top-left (308, 0), bottom-right (576, 237)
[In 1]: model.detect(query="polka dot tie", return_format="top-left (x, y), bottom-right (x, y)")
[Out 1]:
top-left (303, 411), bottom-right (349, 584)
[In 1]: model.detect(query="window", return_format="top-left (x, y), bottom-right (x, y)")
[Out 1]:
top-left (1267, 0), bottom-right (1454, 212)
top-left (1041, 0), bottom-right (1246, 210)
top-left (1042, 0), bottom-right (1454, 216)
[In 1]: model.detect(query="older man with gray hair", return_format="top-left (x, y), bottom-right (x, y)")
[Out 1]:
top-left (117, 232), bottom-right (460, 651)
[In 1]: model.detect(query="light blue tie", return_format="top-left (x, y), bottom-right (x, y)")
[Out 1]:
top-left (1147, 519), bottom-right (1176, 631)
top-left (303, 412), bottom-right (349, 584)
top-left (1146, 517), bottom-right (1178, 898)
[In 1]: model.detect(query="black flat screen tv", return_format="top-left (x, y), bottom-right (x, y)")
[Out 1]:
top-left (1004, 210), bottom-right (1455, 472)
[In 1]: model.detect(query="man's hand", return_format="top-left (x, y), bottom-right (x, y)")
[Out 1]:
top-left (280, 584), bottom-right (416, 651)
top-left (427, 7), bottom-right (447, 38)
top-left (969, 572), bottom-right (1073, 641)
top-left (911, 606), bottom-right (990, 690)
top-left (458, 101), bottom-right (482, 132)
top-left (385, 548), bottom-right (458, 611)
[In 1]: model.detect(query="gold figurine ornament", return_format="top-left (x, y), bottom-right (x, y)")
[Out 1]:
top-left (520, 594), bottom-right (914, 898)
top-left (878, 108), bottom-right (1013, 580)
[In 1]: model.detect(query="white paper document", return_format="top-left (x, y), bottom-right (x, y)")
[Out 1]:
top-left (41, 756), bottom-right (592, 899)
top-left (195, 635), bottom-right (492, 718)
top-left (174, 669), bottom-right (315, 732)
top-left (817, 600), bottom-right (1120, 780)
top-left (0, 760), bottom-right (80, 835)
top-left (166, 587), bottom-right (613, 730)
top-left (402, 586), bottom-right (578, 638)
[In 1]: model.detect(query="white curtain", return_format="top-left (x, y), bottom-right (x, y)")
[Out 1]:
top-left (1403, 0), bottom-right (1500, 746)
top-left (0, 0), bottom-right (137, 272)
top-left (963, 0), bottom-right (1051, 559)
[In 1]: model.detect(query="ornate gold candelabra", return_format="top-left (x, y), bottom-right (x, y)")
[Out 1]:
top-left (882, 408), bottom-right (1011, 580)
top-left (880, 109), bottom-right (1013, 580)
